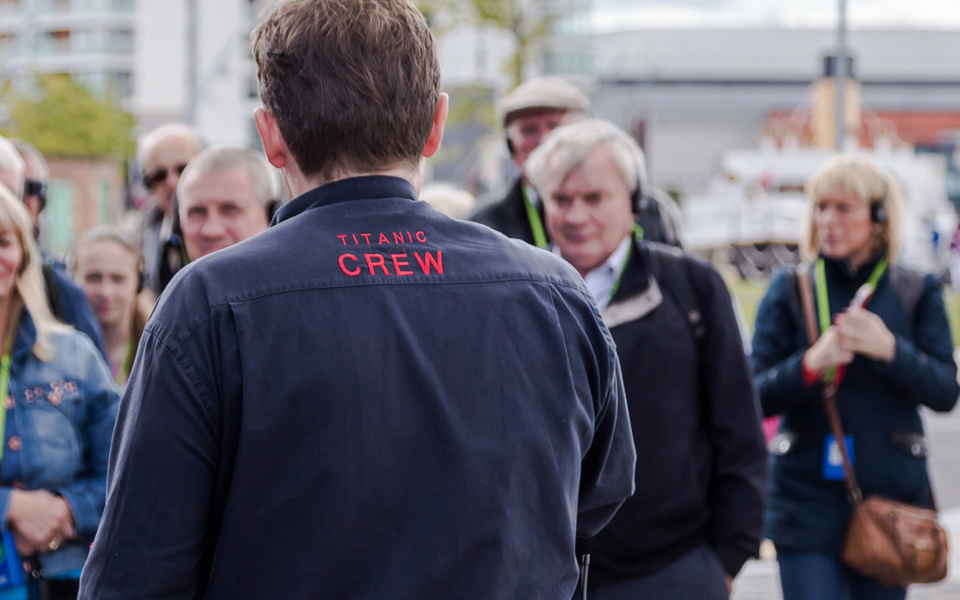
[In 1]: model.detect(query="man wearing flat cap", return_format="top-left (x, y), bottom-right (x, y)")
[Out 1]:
top-left (471, 76), bottom-right (590, 248)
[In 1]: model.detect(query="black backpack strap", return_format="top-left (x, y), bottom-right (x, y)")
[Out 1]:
top-left (42, 263), bottom-right (64, 320)
top-left (644, 242), bottom-right (706, 352)
top-left (886, 265), bottom-right (926, 326)
top-left (786, 267), bottom-right (803, 325)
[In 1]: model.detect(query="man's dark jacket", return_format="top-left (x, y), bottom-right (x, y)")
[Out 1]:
top-left (578, 238), bottom-right (767, 582)
top-left (471, 178), bottom-right (543, 246)
top-left (79, 176), bottom-right (636, 600)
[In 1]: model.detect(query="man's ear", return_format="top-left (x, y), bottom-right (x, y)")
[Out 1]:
top-left (422, 93), bottom-right (449, 159)
top-left (254, 107), bottom-right (289, 170)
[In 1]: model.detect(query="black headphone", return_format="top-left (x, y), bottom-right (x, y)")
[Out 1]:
top-left (630, 180), bottom-right (643, 214)
top-left (625, 140), bottom-right (644, 214)
top-left (266, 199), bottom-right (281, 222)
top-left (870, 179), bottom-right (890, 224)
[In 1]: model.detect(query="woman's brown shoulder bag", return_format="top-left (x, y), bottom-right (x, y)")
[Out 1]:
top-left (796, 263), bottom-right (949, 588)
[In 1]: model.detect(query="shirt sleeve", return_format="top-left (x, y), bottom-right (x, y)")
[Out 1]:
top-left (695, 264), bottom-right (768, 577)
top-left (751, 271), bottom-right (822, 417)
top-left (52, 339), bottom-right (120, 539)
top-left (575, 304), bottom-right (637, 538)
top-left (79, 325), bottom-right (221, 600)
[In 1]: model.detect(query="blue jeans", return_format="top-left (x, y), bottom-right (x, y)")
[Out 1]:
top-left (777, 550), bottom-right (907, 600)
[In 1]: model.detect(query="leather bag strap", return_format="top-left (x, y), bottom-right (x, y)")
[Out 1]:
top-left (796, 264), bottom-right (864, 506)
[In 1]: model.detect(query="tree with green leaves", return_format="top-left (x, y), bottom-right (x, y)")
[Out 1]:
top-left (0, 74), bottom-right (135, 158)
top-left (418, 0), bottom-right (547, 88)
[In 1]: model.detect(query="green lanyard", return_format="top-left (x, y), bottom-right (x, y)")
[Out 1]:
top-left (115, 339), bottom-right (135, 387)
top-left (0, 354), bottom-right (12, 463)
top-left (607, 243), bottom-right (633, 305)
top-left (814, 256), bottom-right (888, 382)
top-left (521, 185), bottom-right (549, 249)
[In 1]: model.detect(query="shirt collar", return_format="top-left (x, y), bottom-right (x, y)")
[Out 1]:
top-left (554, 234), bottom-right (632, 309)
top-left (521, 182), bottom-right (540, 208)
top-left (271, 175), bottom-right (418, 226)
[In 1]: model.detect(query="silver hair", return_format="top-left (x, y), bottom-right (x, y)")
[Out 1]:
top-left (0, 136), bottom-right (25, 198)
top-left (9, 139), bottom-right (49, 183)
top-left (525, 119), bottom-right (647, 197)
top-left (177, 146), bottom-right (280, 207)
top-left (420, 182), bottom-right (476, 219)
top-left (137, 123), bottom-right (204, 168)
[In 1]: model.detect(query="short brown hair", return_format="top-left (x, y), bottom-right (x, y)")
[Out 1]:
top-left (252, 0), bottom-right (440, 182)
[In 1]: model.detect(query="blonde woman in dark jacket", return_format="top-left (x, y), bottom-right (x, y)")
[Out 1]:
top-left (751, 155), bottom-right (958, 600)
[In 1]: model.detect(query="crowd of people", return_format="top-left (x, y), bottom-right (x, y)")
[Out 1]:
top-left (0, 0), bottom-right (952, 599)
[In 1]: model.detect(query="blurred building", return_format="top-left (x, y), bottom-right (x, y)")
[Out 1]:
top-left (0, 0), bottom-right (264, 147)
top-left (590, 28), bottom-right (960, 201)
top-left (0, 0), bottom-right (136, 98)
top-left (431, 0), bottom-right (595, 194)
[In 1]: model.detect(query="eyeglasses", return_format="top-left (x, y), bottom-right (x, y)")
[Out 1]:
top-left (24, 179), bottom-right (47, 204)
top-left (142, 163), bottom-right (188, 190)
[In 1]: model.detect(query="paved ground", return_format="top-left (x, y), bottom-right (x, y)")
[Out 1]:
top-left (732, 398), bottom-right (960, 600)
top-left (731, 508), bottom-right (960, 599)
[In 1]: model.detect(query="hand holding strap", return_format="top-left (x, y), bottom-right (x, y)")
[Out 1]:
top-left (796, 264), bottom-right (863, 505)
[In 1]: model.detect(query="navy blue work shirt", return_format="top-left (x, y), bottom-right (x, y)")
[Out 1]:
top-left (79, 176), bottom-right (636, 600)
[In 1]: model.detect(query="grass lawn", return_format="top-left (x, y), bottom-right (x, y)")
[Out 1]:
top-left (727, 277), bottom-right (960, 347)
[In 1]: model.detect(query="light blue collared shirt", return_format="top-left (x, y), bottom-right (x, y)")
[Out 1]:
top-left (554, 235), bottom-right (631, 311)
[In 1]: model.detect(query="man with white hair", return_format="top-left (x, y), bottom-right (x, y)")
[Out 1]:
top-left (137, 123), bottom-right (205, 292)
top-left (0, 136), bottom-right (107, 358)
top-left (177, 146), bottom-right (279, 261)
top-left (526, 119), bottom-right (767, 600)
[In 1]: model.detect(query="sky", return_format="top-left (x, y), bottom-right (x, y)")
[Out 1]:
top-left (591, 0), bottom-right (960, 32)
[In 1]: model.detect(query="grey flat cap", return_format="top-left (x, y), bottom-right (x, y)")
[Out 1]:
top-left (498, 77), bottom-right (591, 126)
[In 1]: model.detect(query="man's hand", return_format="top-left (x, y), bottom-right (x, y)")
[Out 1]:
top-left (7, 489), bottom-right (76, 554)
top-left (835, 307), bottom-right (896, 363)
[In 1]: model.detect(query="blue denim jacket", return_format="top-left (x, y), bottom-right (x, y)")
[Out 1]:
top-left (0, 313), bottom-right (119, 577)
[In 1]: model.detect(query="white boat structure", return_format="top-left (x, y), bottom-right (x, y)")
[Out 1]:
top-left (681, 58), bottom-right (956, 279)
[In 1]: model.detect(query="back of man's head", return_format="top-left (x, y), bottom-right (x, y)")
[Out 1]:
top-left (251, 0), bottom-right (440, 183)
top-left (0, 136), bottom-right (25, 199)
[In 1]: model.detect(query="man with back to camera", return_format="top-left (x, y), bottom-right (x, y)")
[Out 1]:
top-left (525, 120), bottom-right (767, 600)
top-left (136, 123), bottom-right (205, 293)
top-left (79, 1), bottom-right (636, 599)
top-left (177, 146), bottom-right (278, 261)
top-left (0, 136), bottom-right (107, 359)
top-left (471, 76), bottom-right (591, 248)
